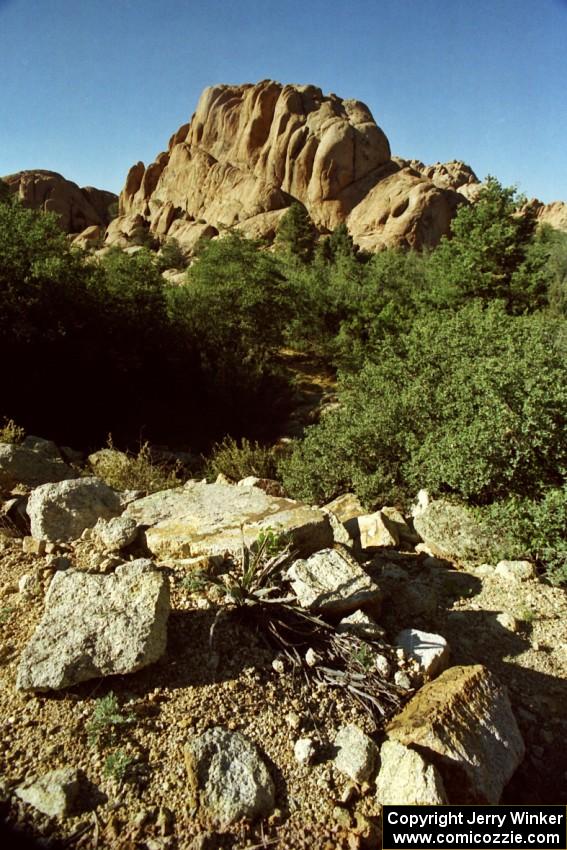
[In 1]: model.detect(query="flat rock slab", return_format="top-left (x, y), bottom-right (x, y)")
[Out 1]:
top-left (287, 547), bottom-right (382, 616)
top-left (125, 481), bottom-right (332, 560)
top-left (185, 727), bottom-right (274, 828)
top-left (376, 740), bottom-right (448, 805)
top-left (386, 664), bottom-right (525, 803)
top-left (396, 628), bottom-right (450, 678)
top-left (27, 477), bottom-right (123, 542)
top-left (17, 560), bottom-right (170, 691)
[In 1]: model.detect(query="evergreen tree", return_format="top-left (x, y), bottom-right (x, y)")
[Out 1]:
top-left (275, 202), bottom-right (317, 263)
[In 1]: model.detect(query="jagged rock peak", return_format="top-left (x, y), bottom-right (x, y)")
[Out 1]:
top-left (2, 170), bottom-right (117, 235)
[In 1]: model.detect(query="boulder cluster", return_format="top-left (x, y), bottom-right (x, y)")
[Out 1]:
top-left (0, 433), bottom-right (539, 846)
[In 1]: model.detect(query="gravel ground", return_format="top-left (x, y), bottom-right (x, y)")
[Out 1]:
top-left (1, 533), bottom-right (566, 849)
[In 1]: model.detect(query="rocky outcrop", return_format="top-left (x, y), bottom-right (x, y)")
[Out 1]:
top-left (114, 80), bottom-right (472, 252)
top-left (526, 198), bottom-right (567, 235)
top-left (125, 480), bottom-right (332, 560)
top-left (2, 170), bottom-right (117, 234)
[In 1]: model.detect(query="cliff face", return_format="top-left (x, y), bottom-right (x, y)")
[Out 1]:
top-left (115, 80), bottom-right (478, 253)
top-left (3, 170), bottom-right (117, 234)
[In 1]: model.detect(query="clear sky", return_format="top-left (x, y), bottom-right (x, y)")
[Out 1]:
top-left (1, 0), bottom-right (566, 203)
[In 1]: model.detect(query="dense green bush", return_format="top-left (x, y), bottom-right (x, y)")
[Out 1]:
top-left (478, 486), bottom-right (567, 585)
top-left (426, 178), bottom-right (548, 313)
top-left (281, 302), bottom-right (566, 508)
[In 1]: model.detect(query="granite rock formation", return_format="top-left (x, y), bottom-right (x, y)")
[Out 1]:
top-left (112, 80), bottom-right (475, 253)
top-left (2, 170), bottom-right (117, 234)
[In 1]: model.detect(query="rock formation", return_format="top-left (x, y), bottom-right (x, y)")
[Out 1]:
top-left (112, 80), bottom-right (474, 253)
top-left (2, 170), bottom-right (117, 234)
top-left (526, 198), bottom-right (567, 235)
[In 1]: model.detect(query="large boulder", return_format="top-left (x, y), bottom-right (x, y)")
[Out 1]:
top-left (16, 560), bottom-right (170, 691)
top-left (2, 170), bottom-right (116, 234)
top-left (116, 80), bottom-right (471, 251)
top-left (0, 442), bottom-right (77, 490)
top-left (124, 480), bottom-right (332, 560)
top-left (185, 727), bottom-right (275, 827)
top-left (26, 477), bottom-right (123, 542)
top-left (386, 665), bottom-right (525, 803)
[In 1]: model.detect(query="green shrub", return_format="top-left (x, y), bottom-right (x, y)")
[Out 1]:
top-left (478, 486), bottom-right (567, 585)
top-left (205, 436), bottom-right (279, 481)
top-left (281, 302), bottom-right (566, 508)
top-left (92, 439), bottom-right (181, 494)
top-left (156, 237), bottom-right (186, 272)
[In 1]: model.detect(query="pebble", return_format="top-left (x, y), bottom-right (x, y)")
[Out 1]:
top-left (375, 654), bottom-right (391, 678)
top-left (294, 738), bottom-right (316, 765)
top-left (394, 671), bottom-right (412, 689)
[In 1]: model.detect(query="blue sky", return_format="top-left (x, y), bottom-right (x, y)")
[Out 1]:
top-left (1, 0), bottom-right (566, 202)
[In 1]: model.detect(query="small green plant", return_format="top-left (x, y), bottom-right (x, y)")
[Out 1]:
top-left (92, 436), bottom-right (181, 494)
top-left (516, 607), bottom-right (537, 624)
top-left (0, 605), bottom-right (14, 624)
top-left (103, 749), bottom-right (134, 784)
top-left (352, 643), bottom-right (375, 671)
top-left (86, 692), bottom-right (134, 747)
top-left (205, 436), bottom-right (279, 482)
top-left (181, 570), bottom-right (209, 594)
top-left (0, 418), bottom-right (25, 444)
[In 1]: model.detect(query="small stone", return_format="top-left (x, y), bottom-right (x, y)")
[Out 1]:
top-left (375, 654), bottom-right (391, 679)
top-left (15, 767), bottom-right (91, 818)
top-left (288, 548), bottom-right (382, 616)
top-left (22, 536), bottom-right (46, 556)
top-left (495, 560), bottom-right (537, 582)
top-left (333, 806), bottom-right (352, 828)
top-left (376, 741), bottom-right (448, 805)
top-left (94, 516), bottom-right (139, 551)
top-left (18, 574), bottom-right (33, 595)
top-left (184, 727), bottom-right (274, 827)
top-left (285, 712), bottom-right (301, 731)
top-left (394, 671), bottom-right (412, 689)
top-left (337, 610), bottom-right (385, 640)
top-left (395, 629), bottom-right (450, 679)
top-left (496, 612), bottom-right (520, 633)
top-left (294, 738), bottom-right (316, 765)
top-left (334, 725), bottom-right (378, 784)
top-left (305, 648), bottom-right (318, 667)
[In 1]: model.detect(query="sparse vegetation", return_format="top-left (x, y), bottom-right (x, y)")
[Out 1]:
top-left (92, 437), bottom-right (181, 494)
top-left (86, 692), bottom-right (134, 748)
top-left (205, 436), bottom-right (279, 482)
top-left (103, 749), bottom-right (135, 784)
top-left (0, 418), bottom-right (25, 444)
